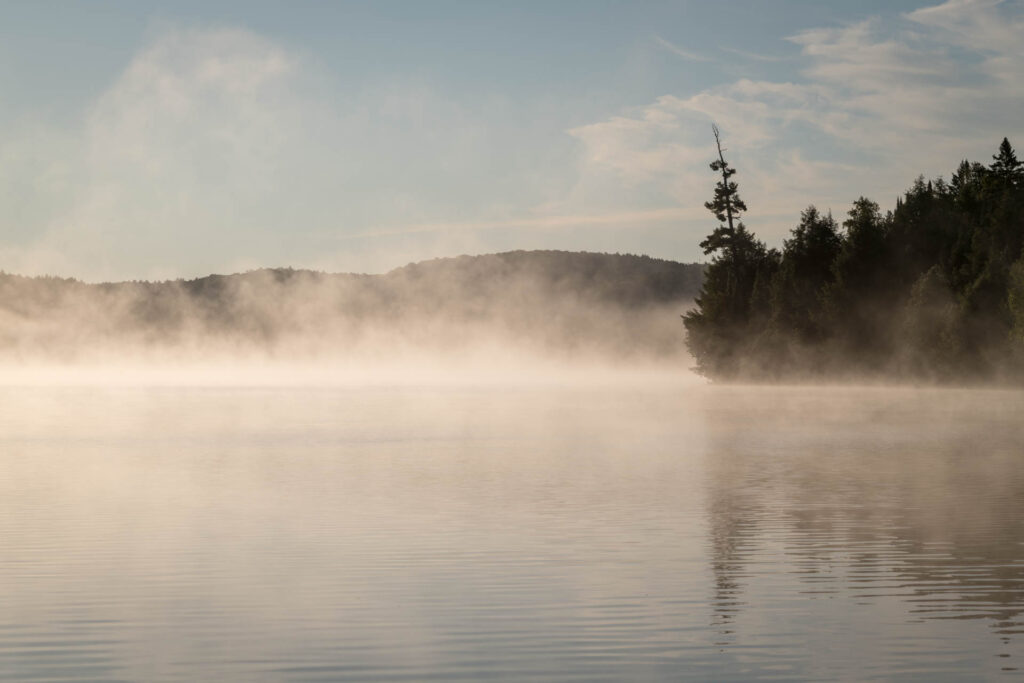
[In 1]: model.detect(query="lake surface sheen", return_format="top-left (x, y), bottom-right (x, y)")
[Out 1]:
top-left (1, 380), bottom-right (1023, 681)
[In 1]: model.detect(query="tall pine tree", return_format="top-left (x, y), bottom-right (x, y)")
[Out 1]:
top-left (684, 125), bottom-right (776, 378)
top-left (991, 137), bottom-right (1024, 187)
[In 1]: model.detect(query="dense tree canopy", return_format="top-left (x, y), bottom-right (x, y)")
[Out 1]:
top-left (685, 135), bottom-right (1024, 383)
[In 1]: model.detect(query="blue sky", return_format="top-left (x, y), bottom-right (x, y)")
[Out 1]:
top-left (0, 0), bottom-right (1021, 280)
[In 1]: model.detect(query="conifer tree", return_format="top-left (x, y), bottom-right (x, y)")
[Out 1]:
top-left (684, 125), bottom-right (774, 378)
top-left (821, 197), bottom-right (892, 366)
top-left (771, 206), bottom-right (841, 343)
top-left (686, 136), bottom-right (1024, 382)
top-left (991, 138), bottom-right (1024, 186)
top-left (700, 125), bottom-right (749, 260)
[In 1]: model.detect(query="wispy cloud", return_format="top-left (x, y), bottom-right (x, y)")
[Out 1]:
top-left (720, 46), bottom-right (794, 63)
top-left (0, 28), bottom-right (314, 280)
top-left (0, 27), bottom-right (574, 279)
top-left (654, 35), bottom-right (711, 62)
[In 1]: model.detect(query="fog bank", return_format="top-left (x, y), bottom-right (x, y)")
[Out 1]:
top-left (0, 250), bottom-right (703, 381)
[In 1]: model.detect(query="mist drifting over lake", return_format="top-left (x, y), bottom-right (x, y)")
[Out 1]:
top-left (4, 0), bottom-right (1024, 680)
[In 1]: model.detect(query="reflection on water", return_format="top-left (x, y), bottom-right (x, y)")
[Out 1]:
top-left (702, 386), bottom-right (1024, 678)
top-left (0, 381), bottom-right (1022, 680)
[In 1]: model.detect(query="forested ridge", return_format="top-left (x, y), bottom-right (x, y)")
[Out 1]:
top-left (0, 250), bottom-right (703, 359)
top-left (684, 133), bottom-right (1024, 383)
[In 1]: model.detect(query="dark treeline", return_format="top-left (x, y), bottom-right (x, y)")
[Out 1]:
top-left (0, 250), bottom-right (703, 360)
top-left (685, 133), bottom-right (1024, 383)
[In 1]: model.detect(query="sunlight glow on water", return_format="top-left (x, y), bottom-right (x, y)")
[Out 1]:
top-left (0, 380), bottom-right (1022, 680)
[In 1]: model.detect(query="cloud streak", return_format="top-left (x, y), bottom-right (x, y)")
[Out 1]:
top-left (654, 35), bottom-right (711, 62)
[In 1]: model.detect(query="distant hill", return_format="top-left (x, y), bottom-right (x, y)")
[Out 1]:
top-left (0, 250), bottom-right (703, 361)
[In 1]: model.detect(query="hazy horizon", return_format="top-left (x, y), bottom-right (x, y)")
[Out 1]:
top-left (0, 252), bottom-right (703, 370)
top-left (0, 248), bottom-right (698, 284)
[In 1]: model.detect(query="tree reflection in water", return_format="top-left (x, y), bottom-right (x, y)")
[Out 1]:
top-left (702, 385), bottom-right (1024, 670)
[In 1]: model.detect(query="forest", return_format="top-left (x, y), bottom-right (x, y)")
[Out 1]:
top-left (0, 250), bottom-right (703, 361)
top-left (684, 131), bottom-right (1024, 383)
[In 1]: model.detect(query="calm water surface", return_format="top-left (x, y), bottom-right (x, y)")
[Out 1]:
top-left (1, 380), bottom-right (1023, 680)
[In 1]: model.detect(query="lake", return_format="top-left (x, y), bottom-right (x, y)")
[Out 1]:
top-left (1, 375), bottom-right (1022, 680)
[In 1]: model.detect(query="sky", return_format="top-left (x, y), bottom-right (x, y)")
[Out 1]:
top-left (0, 0), bottom-right (1022, 281)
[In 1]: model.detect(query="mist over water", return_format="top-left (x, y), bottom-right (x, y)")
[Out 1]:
top-left (2, 373), bottom-right (1022, 681)
top-left (0, 252), bottom-right (701, 367)
top-left (5, 0), bottom-right (1024, 678)
top-left (1, 249), bottom-right (1022, 681)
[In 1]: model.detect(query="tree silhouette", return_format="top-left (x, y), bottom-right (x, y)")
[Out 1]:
top-left (991, 137), bottom-right (1024, 187)
top-left (701, 124), bottom-right (749, 260)
top-left (684, 125), bottom-right (777, 378)
top-left (686, 137), bottom-right (1024, 383)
